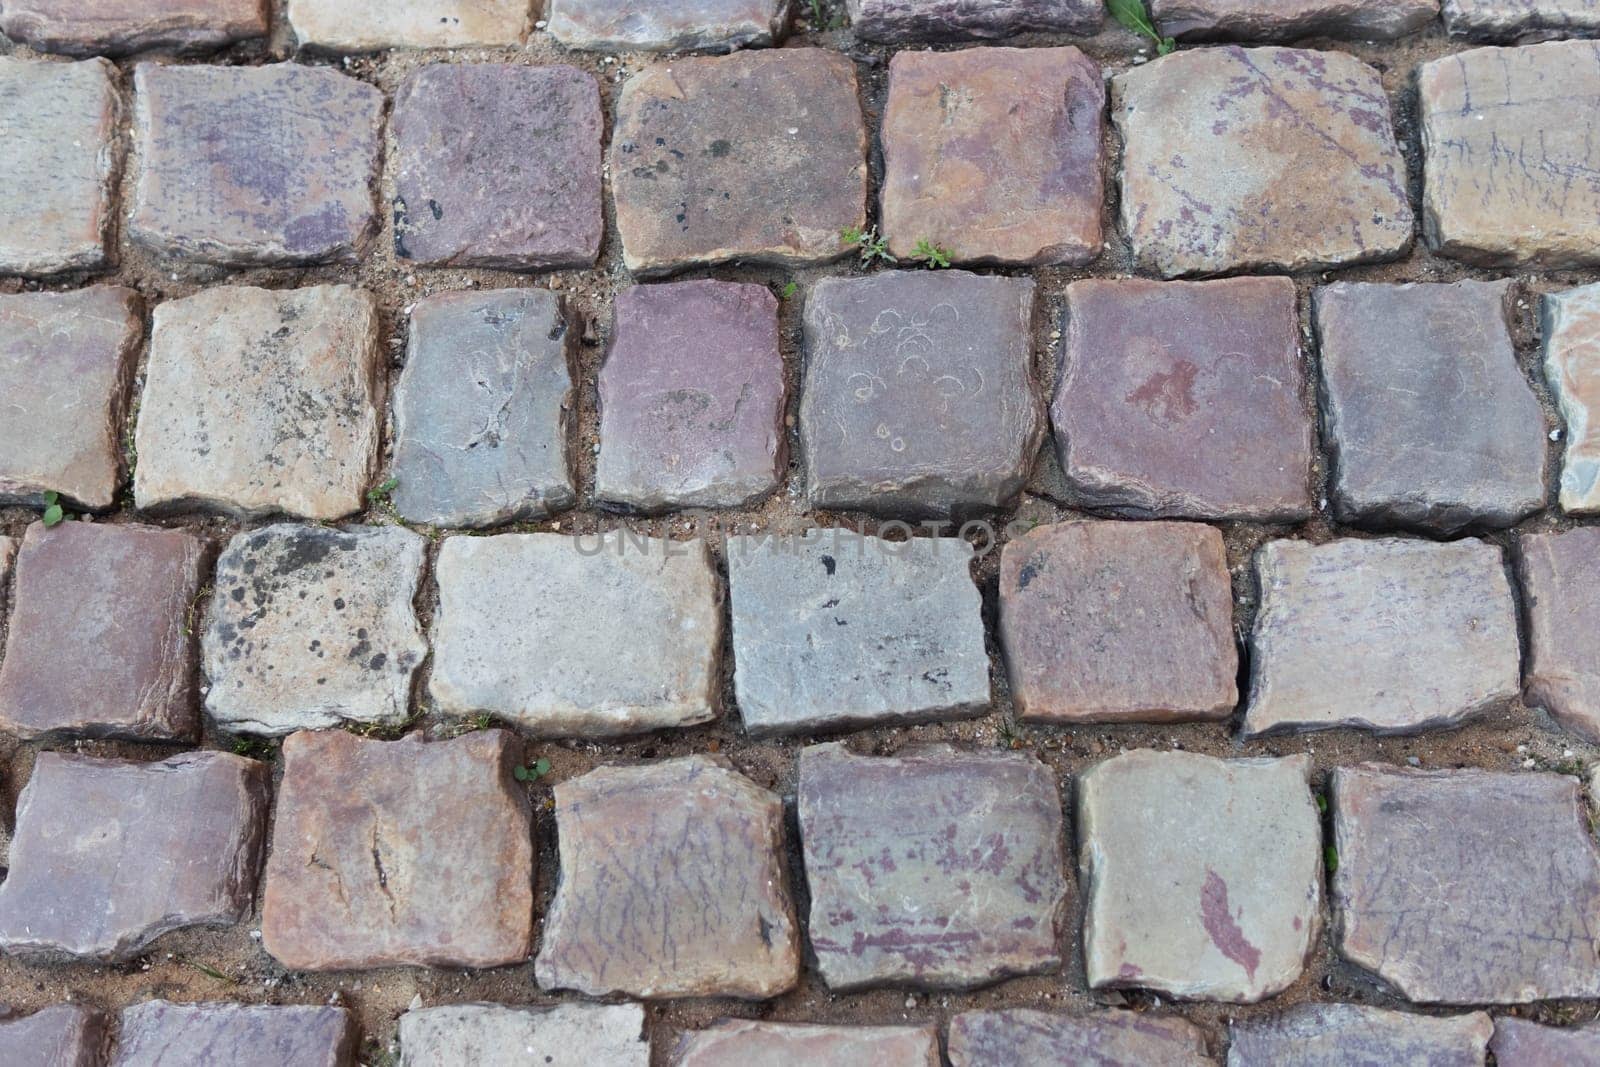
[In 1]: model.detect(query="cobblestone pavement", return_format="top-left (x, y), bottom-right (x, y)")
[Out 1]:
top-left (4, 0), bottom-right (1600, 1064)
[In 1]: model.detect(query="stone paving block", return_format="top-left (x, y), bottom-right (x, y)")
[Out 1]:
top-left (673, 1021), bottom-right (940, 1066)
top-left (0, 751), bottom-right (268, 961)
top-left (1491, 1018), bottom-right (1600, 1065)
top-left (430, 532), bottom-right (720, 736)
top-left (1053, 277), bottom-right (1314, 520)
top-left (1114, 47), bottom-right (1412, 277)
top-left (203, 524), bottom-right (426, 736)
top-left (801, 271), bottom-right (1041, 517)
top-left (262, 729), bottom-right (535, 971)
top-left (391, 288), bottom-right (575, 527)
top-left (288, 0), bottom-right (529, 50)
top-left (1421, 41), bottom-right (1600, 266)
top-left (1244, 538), bottom-right (1521, 737)
top-left (612, 49), bottom-right (866, 275)
top-left (1153, 0), bottom-right (1439, 39)
top-left (134, 285), bottom-right (382, 520)
top-left (597, 281), bottom-right (784, 512)
top-left (1517, 528), bottom-right (1600, 743)
top-left (728, 531), bottom-right (989, 737)
top-left (846, 0), bottom-right (1101, 41)
top-left (949, 1009), bottom-right (1211, 1067)
top-left (0, 286), bottom-right (139, 509)
top-left (1315, 281), bottom-right (1547, 532)
top-left (0, 0), bottom-right (267, 55)
top-left (0, 57), bottom-right (117, 276)
top-left (399, 1003), bottom-right (648, 1067)
top-left (393, 64), bottom-right (601, 271)
top-left (549, 0), bottom-right (790, 50)
top-left (0, 1005), bottom-right (108, 1067)
top-left (1542, 283), bottom-right (1600, 513)
top-left (114, 1001), bottom-right (356, 1067)
top-left (1332, 765), bottom-right (1600, 1003)
top-left (880, 47), bottom-right (1104, 267)
top-left (131, 63), bottom-right (383, 267)
top-left (998, 521), bottom-right (1237, 724)
top-left (1078, 750), bottom-right (1321, 1003)
top-left (1443, 0), bottom-right (1600, 38)
top-left (798, 743), bottom-right (1069, 991)
top-left (535, 755), bottom-right (800, 999)
top-left (0, 521), bottom-right (204, 742)
top-left (1228, 1004), bottom-right (1492, 1065)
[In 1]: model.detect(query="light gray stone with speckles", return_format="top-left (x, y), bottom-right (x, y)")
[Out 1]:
top-left (399, 1003), bottom-right (648, 1067)
top-left (1444, 0), bottom-right (1600, 38)
top-left (550, 0), bottom-right (790, 51)
top-left (1228, 1004), bottom-right (1492, 1065)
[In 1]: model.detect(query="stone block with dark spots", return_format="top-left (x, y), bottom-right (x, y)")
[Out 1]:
top-left (0, 1005), bottom-right (109, 1067)
top-left (1227, 1004), bottom-right (1492, 1065)
top-left (1153, 0), bottom-right (1439, 39)
top-left (1541, 282), bottom-right (1600, 513)
top-left (549, 0), bottom-right (791, 51)
top-left (0, 0), bottom-right (267, 55)
top-left (115, 1001), bottom-right (356, 1067)
top-left (287, 0), bottom-right (530, 51)
top-left (949, 1009), bottom-right (1212, 1067)
top-left (672, 1021), bottom-right (940, 1066)
top-left (1517, 528), bottom-right (1600, 743)
top-left (399, 1003), bottom-right (649, 1067)
top-left (1491, 1018), bottom-right (1600, 1065)
top-left (1443, 0), bottom-right (1600, 39)
top-left (845, 0), bottom-right (1102, 42)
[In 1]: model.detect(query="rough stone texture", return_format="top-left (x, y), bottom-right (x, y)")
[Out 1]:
top-left (879, 47), bottom-right (1105, 267)
top-left (673, 1022), bottom-right (940, 1066)
top-left (0, 0), bottom-right (267, 55)
top-left (399, 1003), bottom-right (648, 1067)
top-left (612, 49), bottom-right (867, 275)
top-left (0, 57), bottom-right (117, 276)
top-left (1244, 538), bottom-right (1521, 736)
top-left (846, 0), bottom-right (1101, 41)
top-left (998, 521), bottom-right (1237, 724)
top-left (535, 755), bottom-right (800, 999)
top-left (0, 537), bottom-right (13, 591)
top-left (949, 1009), bottom-right (1212, 1067)
top-left (115, 1001), bottom-right (356, 1067)
top-left (728, 531), bottom-right (989, 736)
top-left (0, 1005), bottom-right (108, 1067)
top-left (0, 286), bottom-right (140, 509)
top-left (1517, 528), bottom-right (1600, 743)
top-left (798, 743), bottom-right (1069, 991)
top-left (0, 751), bottom-right (268, 961)
top-left (801, 271), bottom-right (1041, 517)
top-left (1114, 47), bottom-right (1412, 277)
top-left (134, 285), bottom-right (381, 520)
top-left (131, 63), bottom-right (383, 267)
top-left (1228, 1005), bottom-right (1493, 1066)
top-left (1542, 283), bottom-right (1600, 512)
top-left (1153, 0), bottom-right (1440, 39)
top-left (261, 730), bottom-right (535, 971)
top-left (1315, 281), bottom-right (1548, 531)
top-left (596, 281), bottom-right (784, 511)
top-left (1491, 1018), bottom-right (1600, 1065)
top-left (549, 0), bottom-right (790, 51)
top-left (0, 521), bottom-right (204, 742)
top-left (1053, 277), bottom-right (1314, 520)
top-left (391, 288), bottom-right (575, 527)
top-left (1077, 750), bottom-right (1321, 1003)
top-left (430, 532), bottom-right (720, 736)
top-left (202, 524), bottom-right (426, 736)
top-left (288, 0), bottom-right (529, 50)
top-left (1444, 0), bottom-right (1600, 38)
top-left (1332, 765), bottom-right (1600, 1004)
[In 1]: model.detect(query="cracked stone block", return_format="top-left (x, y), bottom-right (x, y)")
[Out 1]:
top-left (1244, 538), bottom-right (1521, 737)
top-left (1153, 0), bottom-right (1440, 39)
top-left (801, 271), bottom-right (1041, 517)
top-left (880, 47), bottom-right (1105, 267)
top-left (949, 1009), bottom-right (1211, 1067)
top-left (0, 286), bottom-right (139, 509)
top-left (393, 64), bottom-right (601, 271)
top-left (0, 521), bottom-right (204, 742)
top-left (535, 755), bottom-right (800, 999)
top-left (1542, 283), bottom-right (1600, 513)
top-left (612, 49), bottom-right (866, 275)
top-left (134, 285), bottom-right (381, 520)
top-left (261, 729), bottom-right (535, 971)
top-left (131, 63), bottom-right (383, 267)
top-left (0, 751), bottom-right (267, 961)
top-left (115, 1002), bottom-right (356, 1067)
top-left (999, 521), bottom-right (1237, 724)
top-left (798, 743), bottom-right (1069, 991)
top-left (1518, 528), bottom-right (1600, 743)
top-left (399, 1003), bottom-right (648, 1067)
top-left (1444, 0), bottom-right (1600, 38)
top-left (728, 531), bottom-right (989, 737)
top-left (1053, 277), bottom-right (1314, 521)
top-left (673, 1022), bottom-right (940, 1066)
top-left (1228, 1005), bottom-right (1492, 1065)
top-left (0, 57), bottom-right (117, 276)
top-left (0, 0), bottom-right (267, 55)
top-left (391, 288), bottom-right (575, 527)
top-left (288, 0), bottom-right (529, 50)
top-left (846, 0), bottom-right (1101, 41)
top-left (597, 281), bottom-right (784, 512)
top-left (549, 0), bottom-right (790, 50)
top-left (1491, 1018), bottom-right (1600, 1065)
top-left (0, 1005), bottom-right (108, 1067)
top-left (1078, 750), bottom-right (1321, 1003)
top-left (1114, 47), bottom-right (1412, 276)
top-left (1332, 765), bottom-right (1600, 1004)
top-left (430, 532), bottom-right (720, 736)
top-left (1315, 281), bottom-right (1547, 532)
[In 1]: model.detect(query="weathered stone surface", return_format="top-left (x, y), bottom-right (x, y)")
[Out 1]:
top-left (1542, 283), bottom-right (1600, 513)
top-left (799, 743), bottom-right (1068, 991)
top-left (262, 729), bottom-right (534, 971)
top-left (0, 57), bottom-right (117, 276)
top-left (0, 536), bottom-right (13, 590)
top-left (846, 0), bottom-right (1101, 41)
top-left (393, 64), bottom-right (601, 271)
top-left (134, 285), bottom-right (382, 520)
top-left (115, 1001), bottom-right (356, 1067)
top-left (597, 281), bottom-right (784, 511)
top-left (612, 49), bottom-right (866, 274)
top-left (728, 531), bottom-right (988, 736)
top-left (399, 1003), bottom-right (648, 1067)
top-left (1444, 0), bottom-right (1600, 38)
top-left (203, 524), bottom-right (426, 736)
top-left (0, 1005), bottom-right (108, 1067)
top-left (1315, 281), bottom-right (1547, 531)
top-left (1114, 47), bottom-right (1412, 276)
top-left (0, 286), bottom-right (139, 509)
top-left (880, 47), bottom-right (1104, 266)
top-left (0, 0), bottom-right (267, 55)
top-left (1154, 0), bottom-right (1439, 39)
top-left (430, 532), bottom-right (720, 736)
top-left (131, 63), bottom-right (383, 267)
top-left (536, 755), bottom-right (799, 999)
top-left (288, 0), bottom-right (528, 50)
top-left (674, 1022), bottom-right (940, 1066)
top-left (0, 751), bottom-right (267, 961)
top-left (1053, 277), bottom-right (1314, 520)
top-left (949, 1009), bottom-right (1211, 1067)
top-left (1518, 528), bottom-right (1600, 743)
top-left (1078, 750), bottom-right (1321, 1003)
top-left (549, 0), bottom-right (789, 50)
top-left (0, 521), bottom-right (204, 742)
top-left (1244, 538), bottom-right (1521, 736)
top-left (999, 521), bottom-right (1237, 724)
top-left (1228, 1004), bottom-right (1492, 1066)
top-left (801, 271), bottom-right (1041, 517)
top-left (391, 288), bottom-right (575, 527)
top-left (1332, 765), bottom-right (1600, 1003)
top-left (1491, 1018), bottom-right (1600, 1065)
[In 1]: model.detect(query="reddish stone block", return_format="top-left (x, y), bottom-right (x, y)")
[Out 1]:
top-left (1518, 528), bottom-right (1600, 743)
top-left (0, 0), bottom-right (267, 55)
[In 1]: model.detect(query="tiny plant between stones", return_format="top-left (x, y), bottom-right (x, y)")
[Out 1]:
top-left (40, 491), bottom-right (65, 527)
top-left (1108, 0), bottom-right (1175, 55)
top-left (910, 238), bottom-right (952, 269)
top-left (513, 758), bottom-right (552, 782)
top-left (840, 225), bottom-right (895, 266)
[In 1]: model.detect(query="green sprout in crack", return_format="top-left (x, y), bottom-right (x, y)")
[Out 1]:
top-left (909, 238), bottom-right (952, 269)
top-left (514, 758), bottom-right (553, 782)
top-left (840, 225), bottom-right (896, 266)
top-left (1108, 0), bottom-right (1176, 56)
top-left (367, 476), bottom-right (399, 505)
top-left (41, 491), bottom-right (67, 527)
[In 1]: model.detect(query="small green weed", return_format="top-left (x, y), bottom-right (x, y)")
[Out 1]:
top-left (781, 281), bottom-right (799, 300)
top-left (909, 238), bottom-right (952, 269)
top-left (514, 758), bottom-right (552, 782)
top-left (840, 225), bottom-right (896, 266)
top-left (367, 476), bottom-right (400, 505)
top-left (188, 960), bottom-right (236, 984)
top-left (1108, 0), bottom-right (1175, 55)
top-left (230, 737), bottom-right (276, 760)
top-left (41, 491), bottom-right (66, 527)
top-left (808, 0), bottom-right (845, 30)
top-left (1314, 792), bottom-right (1328, 814)
top-left (1324, 844), bottom-right (1339, 876)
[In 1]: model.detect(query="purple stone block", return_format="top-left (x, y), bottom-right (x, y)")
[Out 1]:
top-left (846, 0), bottom-right (1102, 41)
